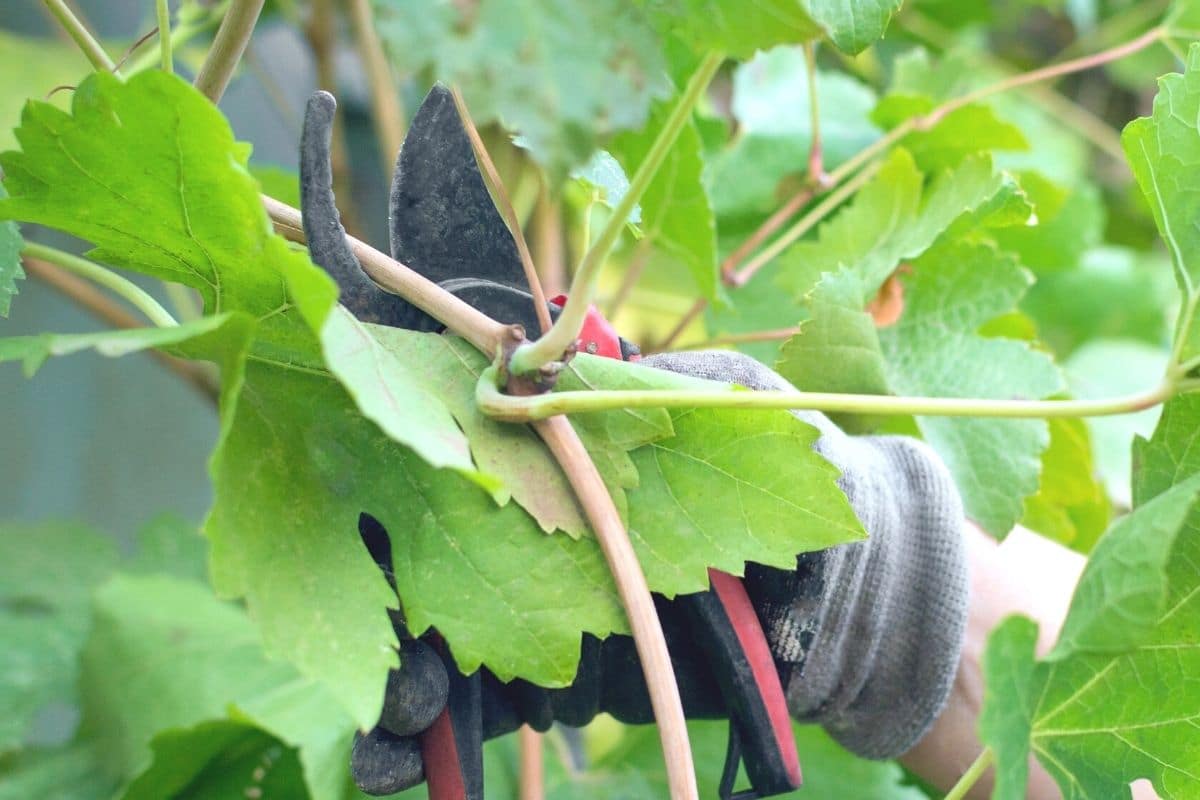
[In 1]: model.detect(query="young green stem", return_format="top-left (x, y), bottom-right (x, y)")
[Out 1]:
top-left (156, 0), bottom-right (173, 72)
top-left (127, 0), bottom-right (230, 75)
top-left (943, 747), bottom-right (994, 800)
top-left (22, 242), bottom-right (178, 328)
top-left (476, 366), bottom-right (1177, 422)
top-left (507, 52), bottom-right (724, 376)
top-left (41, 0), bottom-right (117, 72)
top-left (194, 0), bottom-right (266, 103)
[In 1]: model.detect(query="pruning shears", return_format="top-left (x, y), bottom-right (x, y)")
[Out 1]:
top-left (300, 84), bottom-right (802, 800)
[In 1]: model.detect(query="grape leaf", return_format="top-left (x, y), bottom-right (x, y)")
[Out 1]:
top-left (0, 521), bottom-right (117, 755)
top-left (373, 0), bottom-right (672, 178)
top-left (572, 150), bottom-right (642, 225)
top-left (124, 723), bottom-right (311, 800)
top-left (0, 71), bottom-right (315, 362)
top-left (78, 574), bottom-right (356, 800)
top-left (317, 306), bottom-right (490, 489)
top-left (779, 241), bottom-right (1064, 535)
top-left (627, 404), bottom-right (866, 597)
top-left (1022, 246), bottom-right (1174, 359)
top-left (0, 183), bottom-right (22, 317)
top-left (775, 150), bottom-right (1026, 300)
top-left (871, 99), bottom-right (1028, 173)
top-left (647, 0), bottom-right (901, 57)
top-left (611, 100), bottom-right (717, 300)
top-left (979, 457), bottom-right (1200, 799)
top-left (1047, 476), bottom-right (1199, 660)
top-left (0, 314), bottom-right (239, 377)
top-left (208, 357), bottom-right (628, 702)
top-left (992, 173), bottom-right (1104, 273)
top-left (1066, 339), bottom-right (1168, 507)
top-left (804, 0), bottom-right (904, 54)
top-left (1020, 417), bottom-right (1109, 554)
top-left (1122, 43), bottom-right (1200, 364)
top-left (0, 70), bottom-right (501, 722)
top-left (647, 0), bottom-right (822, 59)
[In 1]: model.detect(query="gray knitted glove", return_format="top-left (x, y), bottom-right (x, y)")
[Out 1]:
top-left (641, 350), bottom-right (969, 759)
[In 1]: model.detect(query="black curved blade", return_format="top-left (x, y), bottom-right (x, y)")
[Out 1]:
top-left (301, 91), bottom-right (430, 330)
top-left (389, 85), bottom-right (530, 296)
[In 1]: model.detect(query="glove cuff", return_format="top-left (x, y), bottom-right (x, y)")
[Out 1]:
top-left (780, 435), bottom-right (968, 758)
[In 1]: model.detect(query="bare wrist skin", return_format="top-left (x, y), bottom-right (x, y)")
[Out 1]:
top-left (901, 522), bottom-right (1158, 800)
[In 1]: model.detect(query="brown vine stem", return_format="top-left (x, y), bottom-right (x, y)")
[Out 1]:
top-left (263, 196), bottom-right (508, 354)
top-left (732, 158), bottom-right (882, 288)
top-left (265, 194), bottom-right (699, 798)
top-left (21, 255), bottom-right (219, 403)
top-left (194, 0), bottom-right (266, 103)
top-left (451, 87), bottom-right (553, 334)
top-left (534, 415), bottom-right (699, 800)
top-left (518, 725), bottom-right (544, 800)
top-left (665, 25), bottom-right (1168, 352)
top-left (346, 0), bottom-right (406, 175)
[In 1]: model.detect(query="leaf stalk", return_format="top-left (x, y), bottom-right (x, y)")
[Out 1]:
top-left (156, 0), bottom-right (173, 73)
top-left (21, 242), bottom-right (179, 328)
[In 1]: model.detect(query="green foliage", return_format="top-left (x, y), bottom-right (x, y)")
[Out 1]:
top-left (373, 0), bottom-right (672, 177)
top-left (980, 394), bottom-right (1200, 798)
top-left (611, 100), bottom-right (717, 300)
top-left (0, 314), bottom-right (236, 377)
top-left (647, 0), bottom-right (901, 57)
top-left (775, 150), bottom-right (1024, 299)
top-left (1020, 417), bottom-right (1109, 553)
top-left (0, 521), bottom-right (117, 756)
top-left (627, 404), bottom-right (865, 597)
top-left (0, 184), bottom-right (21, 317)
top-left (5, 4), bottom-right (1200, 798)
top-left (780, 239), bottom-right (1063, 535)
top-left (709, 46), bottom-right (880, 221)
top-left (1123, 44), bottom-right (1200, 364)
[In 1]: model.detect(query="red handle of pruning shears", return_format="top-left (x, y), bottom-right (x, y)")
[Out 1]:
top-left (420, 635), bottom-right (484, 800)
